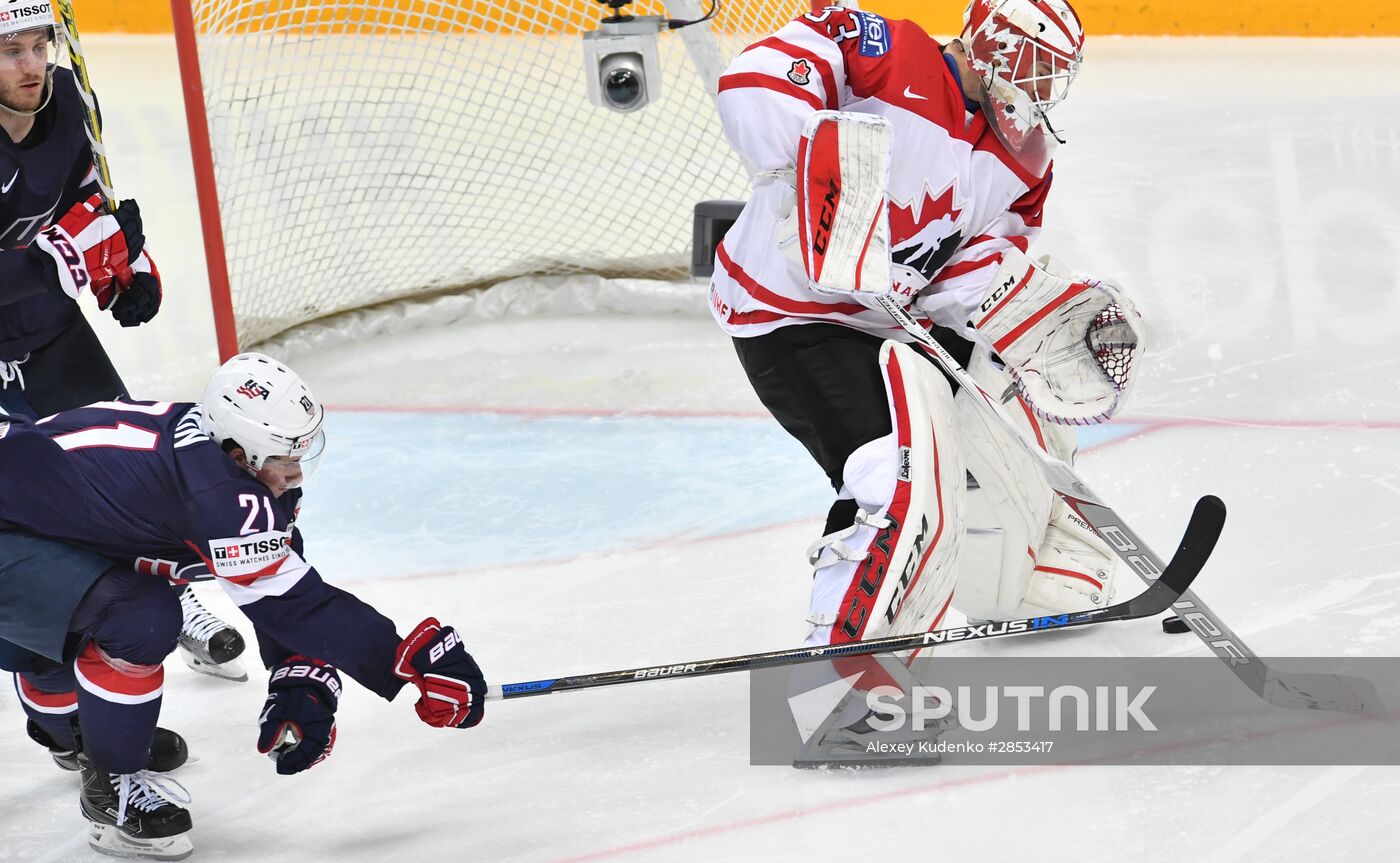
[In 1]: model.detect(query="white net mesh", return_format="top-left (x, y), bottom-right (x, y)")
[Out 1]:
top-left (183, 0), bottom-right (806, 345)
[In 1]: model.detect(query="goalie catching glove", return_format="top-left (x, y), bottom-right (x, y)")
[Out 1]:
top-left (972, 248), bottom-right (1144, 425)
top-left (31, 195), bottom-right (163, 326)
top-left (393, 618), bottom-right (487, 729)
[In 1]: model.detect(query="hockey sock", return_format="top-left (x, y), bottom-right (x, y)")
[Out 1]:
top-left (73, 641), bottom-right (164, 774)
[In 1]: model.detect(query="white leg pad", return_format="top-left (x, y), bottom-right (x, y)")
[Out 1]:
top-left (952, 347), bottom-right (1118, 620)
top-left (952, 347), bottom-right (1054, 621)
top-left (805, 341), bottom-right (964, 650)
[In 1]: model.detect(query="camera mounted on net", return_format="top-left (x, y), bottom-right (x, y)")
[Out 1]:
top-left (582, 0), bottom-right (721, 113)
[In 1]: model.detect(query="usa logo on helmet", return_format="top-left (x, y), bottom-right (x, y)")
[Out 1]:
top-left (236, 379), bottom-right (271, 400)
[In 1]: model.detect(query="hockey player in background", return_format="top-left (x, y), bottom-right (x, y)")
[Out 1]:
top-left (710, 0), bottom-right (1144, 711)
top-left (0, 0), bottom-right (251, 716)
top-left (0, 352), bottom-right (488, 860)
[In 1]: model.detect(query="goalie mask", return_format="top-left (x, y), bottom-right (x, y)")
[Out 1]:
top-left (0, 0), bottom-right (61, 117)
top-left (201, 352), bottom-right (326, 486)
top-left (959, 0), bottom-right (1084, 175)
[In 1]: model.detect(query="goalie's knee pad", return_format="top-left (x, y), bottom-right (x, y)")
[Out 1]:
top-left (952, 347), bottom-right (1116, 620)
top-left (805, 341), bottom-right (964, 653)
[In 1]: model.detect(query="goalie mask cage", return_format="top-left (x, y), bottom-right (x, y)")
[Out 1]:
top-left (170, 0), bottom-right (809, 358)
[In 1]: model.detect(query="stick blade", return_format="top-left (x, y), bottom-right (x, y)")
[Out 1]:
top-left (1119, 495), bottom-right (1227, 617)
top-left (1159, 495), bottom-right (1227, 595)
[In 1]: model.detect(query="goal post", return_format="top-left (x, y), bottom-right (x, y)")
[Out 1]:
top-left (170, 0), bottom-right (808, 358)
top-left (171, 0), bottom-right (239, 360)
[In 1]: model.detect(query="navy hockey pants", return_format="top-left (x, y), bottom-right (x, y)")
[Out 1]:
top-left (0, 531), bottom-right (180, 773)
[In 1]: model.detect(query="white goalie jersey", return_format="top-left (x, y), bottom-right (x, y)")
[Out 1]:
top-left (711, 5), bottom-right (1052, 339)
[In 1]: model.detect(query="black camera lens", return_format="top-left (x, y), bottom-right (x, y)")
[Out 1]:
top-left (604, 66), bottom-right (642, 108)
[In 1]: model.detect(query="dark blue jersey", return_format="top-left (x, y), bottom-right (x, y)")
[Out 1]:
top-left (0, 401), bottom-right (407, 699)
top-left (0, 67), bottom-right (101, 357)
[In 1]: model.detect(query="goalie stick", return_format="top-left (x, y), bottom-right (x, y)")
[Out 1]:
top-left (486, 496), bottom-right (1223, 701)
top-left (876, 294), bottom-right (1384, 718)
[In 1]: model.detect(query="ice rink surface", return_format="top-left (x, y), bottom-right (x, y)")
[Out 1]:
top-left (3, 34), bottom-right (1400, 863)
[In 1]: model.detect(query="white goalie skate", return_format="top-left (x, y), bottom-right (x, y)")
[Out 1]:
top-left (176, 585), bottom-right (248, 682)
top-left (790, 658), bottom-right (957, 769)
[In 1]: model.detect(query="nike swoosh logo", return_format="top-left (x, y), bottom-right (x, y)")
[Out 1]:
top-left (903, 86), bottom-right (927, 101)
top-left (1, 170), bottom-right (16, 194)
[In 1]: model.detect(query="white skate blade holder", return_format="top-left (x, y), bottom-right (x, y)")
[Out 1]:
top-left (179, 646), bottom-right (249, 683)
top-left (796, 111), bottom-right (894, 299)
top-left (89, 824), bottom-right (193, 861)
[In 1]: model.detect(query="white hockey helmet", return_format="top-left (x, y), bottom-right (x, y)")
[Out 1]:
top-left (0, 0), bottom-right (55, 40)
top-left (200, 352), bottom-right (325, 476)
top-left (960, 0), bottom-right (1084, 172)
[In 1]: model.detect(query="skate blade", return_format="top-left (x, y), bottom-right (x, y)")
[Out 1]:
top-left (88, 824), bottom-right (193, 861)
top-left (179, 648), bottom-right (249, 683)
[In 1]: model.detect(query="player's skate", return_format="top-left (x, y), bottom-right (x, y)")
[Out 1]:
top-left (176, 584), bottom-right (248, 682)
top-left (80, 758), bottom-right (193, 860)
top-left (28, 720), bottom-right (190, 773)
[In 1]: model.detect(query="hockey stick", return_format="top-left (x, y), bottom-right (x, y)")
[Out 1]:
top-left (51, 0), bottom-right (117, 214)
top-left (486, 496), bottom-right (1223, 701)
top-left (876, 295), bottom-right (1384, 717)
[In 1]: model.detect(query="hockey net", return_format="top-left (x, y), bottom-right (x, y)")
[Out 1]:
top-left (173, 0), bottom-right (807, 351)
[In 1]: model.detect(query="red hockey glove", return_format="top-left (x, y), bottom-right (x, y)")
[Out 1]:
top-left (31, 195), bottom-right (150, 314)
top-left (256, 656), bottom-right (341, 775)
top-left (392, 617), bottom-right (486, 729)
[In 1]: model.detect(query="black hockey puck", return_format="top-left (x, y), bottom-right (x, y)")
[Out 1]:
top-left (1161, 615), bottom-right (1190, 634)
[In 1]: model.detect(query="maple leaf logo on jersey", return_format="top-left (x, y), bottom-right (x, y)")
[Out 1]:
top-left (787, 59), bottom-right (812, 86)
top-left (236, 379), bottom-right (271, 400)
top-left (889, 182), bottom-right (965, 288)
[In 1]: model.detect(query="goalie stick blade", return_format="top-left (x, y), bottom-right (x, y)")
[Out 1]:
top-left (1262, 670), bottom-right (1386, 718)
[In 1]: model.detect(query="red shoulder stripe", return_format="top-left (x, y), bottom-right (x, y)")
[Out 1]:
top-left (718, 72), bottom-right (824, 112)
top-left (744, 35), bottom-right (839, 110)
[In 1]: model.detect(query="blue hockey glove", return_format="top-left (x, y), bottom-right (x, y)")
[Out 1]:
top-left (256, 655), bottom-right (341, 775)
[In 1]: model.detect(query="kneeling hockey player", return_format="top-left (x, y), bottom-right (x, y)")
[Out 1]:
top-left (0, 352), bottom-right (488, 859)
